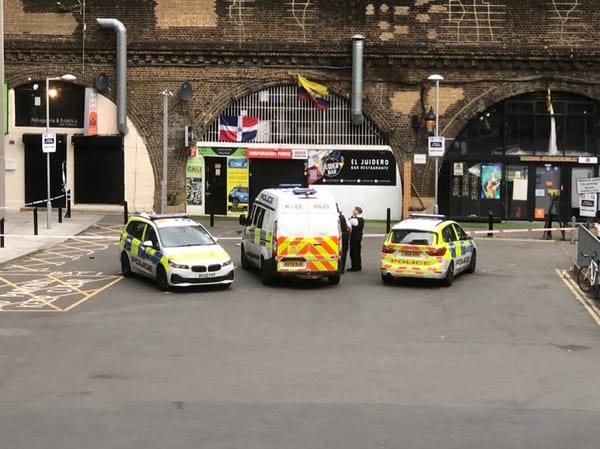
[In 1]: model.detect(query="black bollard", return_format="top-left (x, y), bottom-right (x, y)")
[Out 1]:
top-left (386, 208), bottom-right (391, 233)
top-left (0, 217), bottom-right (4, 248)
top-left (123, 201), bottom-right (129, 224)
top-left (33, 208), bottom-right (38, 236)
top-left (65, 190), bottom-right (71, 219)
top-left (487, 211), bottom-right (493, 238)
top-left (210, 213), bottom-right (215, 228)
top-left (58, 207), bottom-right (63, 223)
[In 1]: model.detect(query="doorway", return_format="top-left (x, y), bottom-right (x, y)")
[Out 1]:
top-left (23, 133), bottom-right (67, 207)
top-left (73, 135), bottom-right (124, 204)
top-left (205, 157), bottom-right (228, 215)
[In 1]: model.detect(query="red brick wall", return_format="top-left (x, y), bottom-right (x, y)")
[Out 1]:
top-left (5, 0), bottom-right (600, 205)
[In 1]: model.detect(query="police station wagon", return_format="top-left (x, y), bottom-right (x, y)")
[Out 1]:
top-left (119, 214), bottom-right (234, 290)
top-left (380, 214), bottom-right (476, 286)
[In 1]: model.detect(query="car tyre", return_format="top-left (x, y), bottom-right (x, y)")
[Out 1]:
top-left (381, 273), bottom-right (393, 285)
top-left (466, 249), bottom-right (477, 274)
top-left (260, 257), bottom-right (273, 285)
top-left (327, 273), bottom-right (341, 285)
top-left (121, 252), bottom-right (132, 277)
top-left (156, 265), bottom-right (170, 291)
top-left (240, 245), bottom-right (251, 270)
top-left (443, 261), bottom-right (455, 286)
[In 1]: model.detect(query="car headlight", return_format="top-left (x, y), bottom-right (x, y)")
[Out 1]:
top-left (222, 258), bottom-right (233, 267)
top-left (168, 260), bottom-right (189, 269)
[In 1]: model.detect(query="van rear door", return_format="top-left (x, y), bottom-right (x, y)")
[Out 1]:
top-left (276, 196), bottom-right (339, 273)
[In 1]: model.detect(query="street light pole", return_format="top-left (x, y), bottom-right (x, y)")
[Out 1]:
top-left (45, 74), bottom-right (76, 229)
top-left (160, 89), bottom-right (173, 214)
top-left (428, 74), bottom-right (444, 215)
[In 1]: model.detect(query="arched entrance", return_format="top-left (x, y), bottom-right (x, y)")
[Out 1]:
top-left (188, 83), bottom-right (402, 220)
top-left (440, 90), bottom-right (599, 221)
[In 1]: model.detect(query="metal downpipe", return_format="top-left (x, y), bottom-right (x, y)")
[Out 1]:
top-left (96, 18), bottom-right (128, 135)
top-left (351, 34), bottom-right (364, 126)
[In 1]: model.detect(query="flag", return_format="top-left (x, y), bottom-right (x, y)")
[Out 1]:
top-left (218, 115), bottom-right (259, 142)
top-left (297, 75), bottom-right (330, 110)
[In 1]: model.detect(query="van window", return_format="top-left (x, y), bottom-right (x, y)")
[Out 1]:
top-left (254, 207), bottom-right (266, 228)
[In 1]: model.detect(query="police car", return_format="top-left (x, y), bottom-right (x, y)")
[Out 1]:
top-left (119, 214), bottom-right (234, 290)
top-left (380, 214), bottom-right (476, 286)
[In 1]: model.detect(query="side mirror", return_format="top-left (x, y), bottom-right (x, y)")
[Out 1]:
top-left (239, 214), bottom-right (247, 226)
top-left (142, 240), bottom-right (155, 248)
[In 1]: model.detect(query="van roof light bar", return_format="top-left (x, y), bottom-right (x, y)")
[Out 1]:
top-left (292, 187), bottom-right (317, 196)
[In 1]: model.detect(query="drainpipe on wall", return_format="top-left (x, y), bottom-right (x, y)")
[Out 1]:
top-left (351, 34), bottom-right (364, 126)
top-left (96, 18), bottom-right (128, 135)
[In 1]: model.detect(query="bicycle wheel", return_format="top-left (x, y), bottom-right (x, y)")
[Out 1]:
top-left (577, 266), bottom-right (594, 294)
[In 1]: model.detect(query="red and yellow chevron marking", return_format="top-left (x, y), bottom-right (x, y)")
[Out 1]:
top-left (277, 235), bottom-right (339, 272)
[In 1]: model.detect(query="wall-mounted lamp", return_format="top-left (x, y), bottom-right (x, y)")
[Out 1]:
top-left (425, 107), bottom-right (436, 136)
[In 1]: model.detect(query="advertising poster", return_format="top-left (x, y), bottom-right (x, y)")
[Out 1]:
top-left (185, 157), bottom-right (203, 206)
top-left (481, 163), bottom-right (502, 199)
top-left (307, 150), bottom-right (396, 185)
top-left (227, 157), bottom-right (249, 216)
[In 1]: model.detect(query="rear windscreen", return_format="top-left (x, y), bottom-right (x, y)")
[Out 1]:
top-left (390, 229), bottom-right (436, 245)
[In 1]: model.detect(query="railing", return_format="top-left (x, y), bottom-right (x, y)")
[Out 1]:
top-left (577, 224), bottom-right (600, 267)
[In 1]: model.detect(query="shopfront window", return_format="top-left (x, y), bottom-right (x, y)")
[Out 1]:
top-left (449, 91), bottom-right (599, 157)
top-left (506, 166), bottom-right (528, 219)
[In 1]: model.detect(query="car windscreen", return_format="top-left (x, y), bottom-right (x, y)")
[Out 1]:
top-left (390, 229), bottom-right (437, 245)
top-left (158, 225), bottom-right (215, 247)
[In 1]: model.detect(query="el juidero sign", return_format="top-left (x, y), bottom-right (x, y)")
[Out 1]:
top-left (307, 149), bottom-right (397, 185)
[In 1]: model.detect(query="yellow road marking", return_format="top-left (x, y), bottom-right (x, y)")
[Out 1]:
top-left (557, 268), bottom-right (600, 327)
top-left (63, 276), bottom-right (124, 311)
top-left (0, 276), bottom-right (62, 311)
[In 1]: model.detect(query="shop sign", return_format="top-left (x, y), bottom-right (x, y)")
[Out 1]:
top-left (579, 193), bottom-right (597, 217)
top-left (576, 177), bottom-right (600, 194)
top-left (307, 149), bottom-right (396, 186)
top-left (520, 156), bottom-right (577, 162)
top-left (578, 156), bottom-right (598, 164)
top-left (428, 136), bottom-right (445, 157)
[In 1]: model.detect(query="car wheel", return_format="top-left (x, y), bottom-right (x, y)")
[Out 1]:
top-left (443, 261), bottom-right (455, 286)
top-left (121, 252), bottom-right (132, 277)
top-left (381, 273), bottom-right (393, 285)
top-left (156, 265), bottom-right (170, 291)
top-left (327, 273), bottom-right (341, 285)
top-left (466, 249), bottom-right (477, 274)
top-left (260, 257), bottom-right (273, 285)
top-left (240, 245), bottom-right (251, 270)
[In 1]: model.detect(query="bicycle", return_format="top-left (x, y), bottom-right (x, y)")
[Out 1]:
top-left (577, 251), bottom-right (600, 299)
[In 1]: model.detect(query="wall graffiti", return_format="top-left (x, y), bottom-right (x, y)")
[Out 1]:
top-left (446, 0), bottom-right (506, 43)
top-left (549, 0), bottom-right (584, 43)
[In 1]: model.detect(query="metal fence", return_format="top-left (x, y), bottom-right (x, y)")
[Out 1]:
top-left (201, 85), bottom-right (387, 146)
top-left (577, 223), bottom-right (600, 266)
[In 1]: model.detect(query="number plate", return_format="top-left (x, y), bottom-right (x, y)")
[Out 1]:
top-left (400, 251), bottom-right (420, 257)
top-left (283, 261), bottom-right (305, 268)
top-left (198, 272), bottom-right (217, 278)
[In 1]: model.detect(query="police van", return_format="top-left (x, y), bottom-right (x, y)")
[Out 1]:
top-left (239, 187), bottom-right (341, 285)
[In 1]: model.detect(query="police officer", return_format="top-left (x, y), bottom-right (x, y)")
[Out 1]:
top-left (348, 206), bottom-right (364, 272)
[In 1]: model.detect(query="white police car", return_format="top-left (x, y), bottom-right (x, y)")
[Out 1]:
top-left (119, 213), bottom-right (234, 290)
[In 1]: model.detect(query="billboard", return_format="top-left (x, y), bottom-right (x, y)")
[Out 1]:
top-left (307, 149), bottom-right (396, 185)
